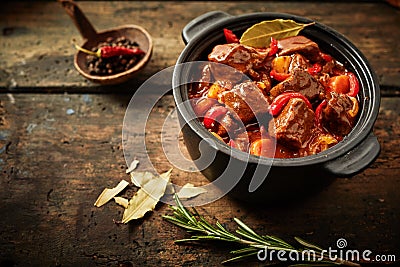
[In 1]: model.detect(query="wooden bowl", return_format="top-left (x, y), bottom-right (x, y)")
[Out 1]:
top-left (60, 0), bottom-right (153, 85)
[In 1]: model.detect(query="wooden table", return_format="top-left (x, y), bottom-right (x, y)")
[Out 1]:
top-left (1, 1), bottom-right (399, 266)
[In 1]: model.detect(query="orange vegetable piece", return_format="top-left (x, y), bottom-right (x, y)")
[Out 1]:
top-left (327, 75), bottom-right (350, 94)
top-left (249, 138), bottom-right (275, 158)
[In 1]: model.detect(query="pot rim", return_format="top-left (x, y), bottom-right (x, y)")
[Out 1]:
top-left (173, 11), bottom-right (380, 167)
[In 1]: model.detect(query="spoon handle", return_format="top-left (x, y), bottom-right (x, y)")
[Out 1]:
top-left (59, 0), bottom-right (97, 41)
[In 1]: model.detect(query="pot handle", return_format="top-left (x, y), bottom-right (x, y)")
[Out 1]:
top-left (324, 133), bottom-right (380, 177)
top-left (182, 11), bottom-right (232, 44)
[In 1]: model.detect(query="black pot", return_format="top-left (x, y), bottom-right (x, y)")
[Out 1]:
top-left (172, 11), bottom-right (380, 202)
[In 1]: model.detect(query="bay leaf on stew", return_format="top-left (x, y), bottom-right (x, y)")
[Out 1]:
top-left (239, 19), bottom-right (314, 48)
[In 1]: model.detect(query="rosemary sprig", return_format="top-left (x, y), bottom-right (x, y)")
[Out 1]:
top-left (162, 195), bottom-right (360, 266)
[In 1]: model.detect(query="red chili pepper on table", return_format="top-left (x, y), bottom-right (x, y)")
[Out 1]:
top-left (74, 43), bottom-right (145, 58)
top-left (270, 69), bottom-right (291, 82)
top-left (315, 99), bottom-right (327, 129)
top-left (100, 46), bottom-right (145, 58)
top-left (307, 63), bottom-right (322, 76)
top-left (346, 72), bottom-right (360, 97)
top-left (223, 28), bottom-right (239, 43)
top-left (268, 37), bottom-right (279, 57)
top-left (269, 92), bottom-right (312, 116)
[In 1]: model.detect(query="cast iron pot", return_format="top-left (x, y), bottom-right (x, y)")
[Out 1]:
top-left (172, 11), bottom-right (381, 203)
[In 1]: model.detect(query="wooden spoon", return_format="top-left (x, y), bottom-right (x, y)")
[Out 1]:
top-left (60, 0), bottom-right (153, 85)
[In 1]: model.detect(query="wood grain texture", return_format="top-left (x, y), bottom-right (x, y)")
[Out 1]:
top-left (0, 1), bottom-right (399, 94)
top-left (0, 1), bottom-right (399, 266)
top-left (0, 93), bottom-right (399, 266)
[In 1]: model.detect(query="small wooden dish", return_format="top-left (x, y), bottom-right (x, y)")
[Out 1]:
top-left (60, 0), bottom-right (153, 85)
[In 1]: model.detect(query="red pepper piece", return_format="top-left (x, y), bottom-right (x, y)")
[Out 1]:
top-left (100, 46), bottom-right (145, 58)
top-left (228, 139), bottom-right (237, 148)
top-left (346, 72), bottom-right (360, 97)
top-left (268, 37), bottom-right (278, 57)
top-left (269, 92), bottom-right (312, 116)
top-left (315, 99), bottom-right (327, 129)
top-left (319, 52), bottom-right (332, 62)
top-left (270, 69), bottom-right (291, 82)
top-left (203, 106), bottom-right (228, 129)
top-left (223, 28), bottom-right (239, 43)
top-left (307, 63), bottom-right (322, 76)
top-left (74, 43), bottom-right (145, 58)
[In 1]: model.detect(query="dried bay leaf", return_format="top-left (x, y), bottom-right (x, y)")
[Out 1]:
top-left (94, 180), bottom-right (129, 207)
top-left (114, 197), bottom-right (129, 208)
top-left (176, 183), bottom-right (207, 200)
top-left (122, 170), bottom-right (172, 223)
top-left (240, 19), bottom-right (314, 48)
top-left (126, 159), bottom-right (139, 174)
top-left (130, 171), bottom-right (154, 187)
top-left (165, 182), bottom-right (175, 195)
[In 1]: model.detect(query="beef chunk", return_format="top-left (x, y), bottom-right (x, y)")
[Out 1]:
top-left (230, 131), bottom-right (250, 152)
top-left (208, 43), bottom-right (269, 83)
top-left (218, 81), bottom-right (269, 124)
top-left (288, 53), bottom-right (311, 72)
top-left (216, 112), bottom-right (241, 137)
top-left (269, 69), bottom-right (325, 101)
top-left (278, 36), bottom-right (321, 62)
top-left (268, 98), bottom-right (315, 149)
top-left (321, 93), bottom-right (355, 136)
top-left (209, 43), bottom-right (268, 71)
top-left (192, 64), bottom-right (214, 96)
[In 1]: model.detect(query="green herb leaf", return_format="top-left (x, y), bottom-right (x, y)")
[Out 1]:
top-left (239, 19), bottom-right (315, 48)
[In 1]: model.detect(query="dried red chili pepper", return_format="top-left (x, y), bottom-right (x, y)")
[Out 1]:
top-left (269, 92), bottom-right (312, 116)
top-left (270, 69), bottom-right (291, 82)
top-left (268, 37), bottom-right (279, 57)
top-left (203, 106), bottom-right (228, 129)
top-left (223, 28), bottom-right (239, 43)
top-left (346, 72), bottom-right (359, 97)
top-left (101, 46), bottom-right (145, 58)
top-left (74, 43), bottom-right (145, 58)
top-left (315, 99), bottom-right (327, 129)
top-left (307, 63), bottom-right (322, 76)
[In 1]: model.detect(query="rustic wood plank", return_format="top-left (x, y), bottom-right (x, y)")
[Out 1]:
top-left (1, 1), bottom-right (399, 94)
top-left (0, 93), bottom-right (399, 266)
